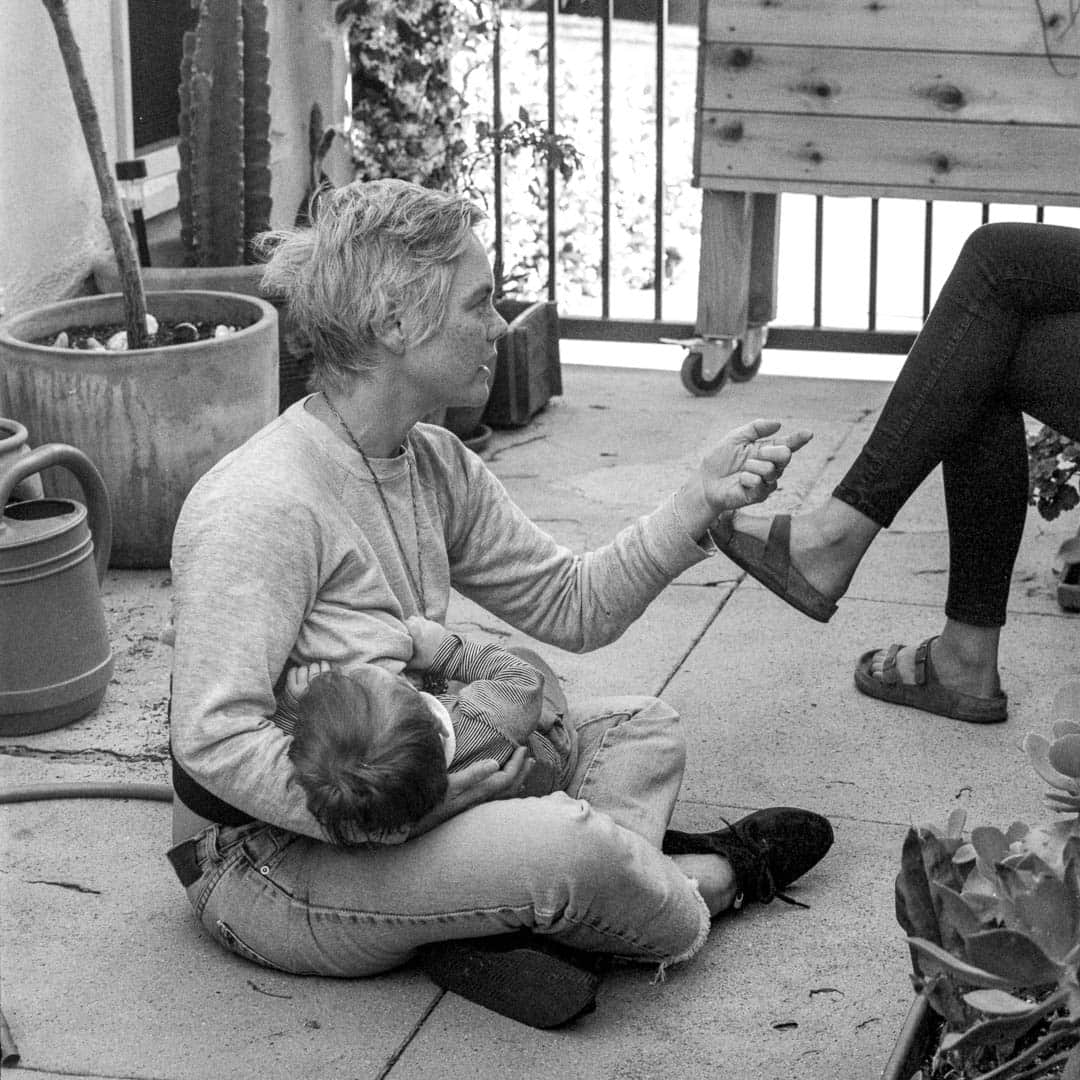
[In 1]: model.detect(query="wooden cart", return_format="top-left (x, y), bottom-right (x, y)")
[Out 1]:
top-left (681, 0), bottom-right (1080, 395)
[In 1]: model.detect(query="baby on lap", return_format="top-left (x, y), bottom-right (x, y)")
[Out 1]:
top-left (273, 616), bottom-right (577, 844)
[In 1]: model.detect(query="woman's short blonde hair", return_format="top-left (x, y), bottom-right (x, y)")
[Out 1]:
top-left (257, 179), bottom-right (486, 393)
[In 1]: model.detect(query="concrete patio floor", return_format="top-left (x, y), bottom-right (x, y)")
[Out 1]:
top-left (2, 360), bottom-right (1078, 1080)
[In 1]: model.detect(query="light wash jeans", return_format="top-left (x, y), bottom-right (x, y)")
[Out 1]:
top-left (172, 694), bottom-right (711, 977)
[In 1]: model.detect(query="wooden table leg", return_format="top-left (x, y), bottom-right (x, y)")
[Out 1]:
top-left (696, 189), bottom-right (752, 339)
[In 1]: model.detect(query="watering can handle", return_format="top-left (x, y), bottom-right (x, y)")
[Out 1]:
top-left (0, 443), bottom-right (113, 583)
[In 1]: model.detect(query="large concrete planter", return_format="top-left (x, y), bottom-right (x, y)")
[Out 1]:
top-left (0, 290), bottom-right (278, 568)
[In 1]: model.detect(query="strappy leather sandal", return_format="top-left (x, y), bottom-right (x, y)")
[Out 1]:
top-left (715, 514), bottom-right (837, 623)
top-left (854, 637), bottom-right (1007, 723)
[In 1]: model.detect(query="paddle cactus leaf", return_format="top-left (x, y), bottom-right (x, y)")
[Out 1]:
top-left (1050, 735), bottom-right (1080, 781)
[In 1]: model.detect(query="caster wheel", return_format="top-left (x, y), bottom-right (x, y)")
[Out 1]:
top-left (729, 326), bottom-right (766, 382)
top-left (680, 351), bottom-right (729, 397)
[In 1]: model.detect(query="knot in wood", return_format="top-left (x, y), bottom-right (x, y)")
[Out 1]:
top-left (930, 83), bottom-right (965, 111)
top-left (931, 153), bottom-right (951, 174)
top-left (717, 119), bottom-right (744, 142)
top-left (724, 46), bottom-right (754, 69)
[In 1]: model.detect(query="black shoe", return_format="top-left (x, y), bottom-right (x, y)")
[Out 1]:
top-left (662, 807), bottom-right (833, 910)
top-left (416, 932), bottom-right (601, 1029)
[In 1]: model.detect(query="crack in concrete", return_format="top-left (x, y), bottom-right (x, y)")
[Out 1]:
top-left (25, 879), bottom-right (102, 895)
top-left (486, 432), bottom-right (548, 463)
top-left (0, 745), bottom-right (168, 764)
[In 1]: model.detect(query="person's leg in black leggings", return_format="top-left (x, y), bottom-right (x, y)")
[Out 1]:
top-left (723, 221), bottom-right (1080, 714)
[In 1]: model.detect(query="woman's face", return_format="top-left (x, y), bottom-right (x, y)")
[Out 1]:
top-left (402, 232), bottom-right (508, 412)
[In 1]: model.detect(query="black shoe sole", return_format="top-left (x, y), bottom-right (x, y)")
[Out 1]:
top-left (417, 937), bottom-right (600, 1029)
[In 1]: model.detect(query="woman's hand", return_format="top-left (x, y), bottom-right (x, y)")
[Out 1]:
top-left (676, 418), bottom-right (813, 537)
top-left (407, 746), bottom-right (533, 836)
top-left (405, 615), bottom-right (451, 670)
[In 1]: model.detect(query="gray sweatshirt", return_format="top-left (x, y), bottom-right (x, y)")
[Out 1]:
top-left (170, 398), bottom-right (713, 841)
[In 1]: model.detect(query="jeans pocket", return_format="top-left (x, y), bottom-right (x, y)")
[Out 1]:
top-left (215, 919), bottom-right (289, 972)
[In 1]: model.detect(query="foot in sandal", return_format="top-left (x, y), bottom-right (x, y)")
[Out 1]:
top-left (854, 628), bottom-right (1007, 723)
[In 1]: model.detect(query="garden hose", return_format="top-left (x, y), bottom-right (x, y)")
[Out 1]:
top-left (0, 781), bottom-right (174, 1066)
top-left (0, 782), bottom-right (173, 805)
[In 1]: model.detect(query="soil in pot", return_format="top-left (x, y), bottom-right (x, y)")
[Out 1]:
top-left (36, 317), bottom-right (244, 351)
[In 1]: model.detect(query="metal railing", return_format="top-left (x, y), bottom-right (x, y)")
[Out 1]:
top-left (487, 3), bottom-right (1070, 354)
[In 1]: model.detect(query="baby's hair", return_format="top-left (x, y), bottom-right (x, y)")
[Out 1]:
top-left (288, 670), bottom-right (448, 844)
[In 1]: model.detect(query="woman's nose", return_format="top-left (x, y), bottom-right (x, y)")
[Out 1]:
top-left (489, 309), bottom-right (509, 341)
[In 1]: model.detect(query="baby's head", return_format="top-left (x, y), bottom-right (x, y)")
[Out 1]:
top-left (287, 665), bottom-right (454, 843)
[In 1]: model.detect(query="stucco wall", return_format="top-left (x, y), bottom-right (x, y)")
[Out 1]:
top-left (0, 0), bottom-right (116, 318)
top-left (268, 1), bottom-right (354, 228)
top-left (0, 1), bottom-right (350, 320)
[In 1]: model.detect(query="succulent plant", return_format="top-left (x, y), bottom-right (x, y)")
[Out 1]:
top-left (896, 684), bottom-right (1080, 1078)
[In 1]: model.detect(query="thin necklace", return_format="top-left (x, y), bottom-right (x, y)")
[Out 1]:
top-left (321, 392), bottom-right (426, 611)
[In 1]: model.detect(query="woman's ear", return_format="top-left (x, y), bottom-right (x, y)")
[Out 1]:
top-left (373, 314), bottom-right (406, 354)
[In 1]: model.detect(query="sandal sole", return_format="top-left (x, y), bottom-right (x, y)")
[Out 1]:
top-left (418, 938), bottom-right (600, 1029)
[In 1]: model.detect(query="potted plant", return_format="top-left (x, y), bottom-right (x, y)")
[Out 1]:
top-left (1028, 425), bottom-right (1080, 613)
top-left (885, 682), bottom-right (1080, 1080)
top-left (0, 0), bottom-right (278, 568)
top-left (94, 0), bottom-right (322, 413)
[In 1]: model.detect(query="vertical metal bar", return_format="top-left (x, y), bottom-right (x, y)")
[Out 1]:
top-left (601, 0), bottom-right (612, 318)
top-left (813, 195), bottom-right (824, 328)
top-left (546, 0), bottom-right (557, 302)
top-left (981, 201), bottom-right (991, 225)
top-left (654, 0), bottom-right (667, 321)
top-left (492, 8), bottom-right (504, 293)
top-left (1036, 204), bottom-right (1045, 223)
top-left (868, 197), bottom-right (879, 332)
top-left (922, 201), bottom-right (934, 321)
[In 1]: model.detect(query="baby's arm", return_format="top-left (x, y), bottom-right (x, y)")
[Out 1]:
top-left (405, 615), bottom-right (453, 674)
top-left (431, 635), bottom-right (545, 747)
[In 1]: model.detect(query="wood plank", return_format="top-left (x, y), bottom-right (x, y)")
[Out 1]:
top-left (700, 44), bottom-right (1080, 126)
top-left (696, 190), bottom-right (752, 336)
top-left (703, 0), bottom-right (1080, 60)
top-left (695, 112), bottom-right (1080, 205)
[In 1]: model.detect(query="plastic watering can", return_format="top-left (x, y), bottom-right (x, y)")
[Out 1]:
top-left (0, 442), bottom-right (115, 735)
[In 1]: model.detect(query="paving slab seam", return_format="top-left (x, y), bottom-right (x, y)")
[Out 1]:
top-left (668, 798), bottom-right (922, 832)
top-left (376, 993), bottom-right (445, 1080)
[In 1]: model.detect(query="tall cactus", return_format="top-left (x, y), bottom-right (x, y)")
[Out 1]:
top-left (178, 0), bottom-right (273, 267)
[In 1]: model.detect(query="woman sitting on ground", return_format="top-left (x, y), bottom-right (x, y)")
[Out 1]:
top-left (166, 178), bottom-right (834, 1030)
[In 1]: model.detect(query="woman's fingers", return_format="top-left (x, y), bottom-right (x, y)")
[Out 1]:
top-left (446, 746), bottom-right (532, 807)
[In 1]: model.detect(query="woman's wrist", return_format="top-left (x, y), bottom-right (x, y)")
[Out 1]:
top-left (675, 473), bottom-right (719, 542)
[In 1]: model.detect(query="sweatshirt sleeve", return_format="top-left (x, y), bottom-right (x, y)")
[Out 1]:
top-left (439, 437), bottom-right (714, 653)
